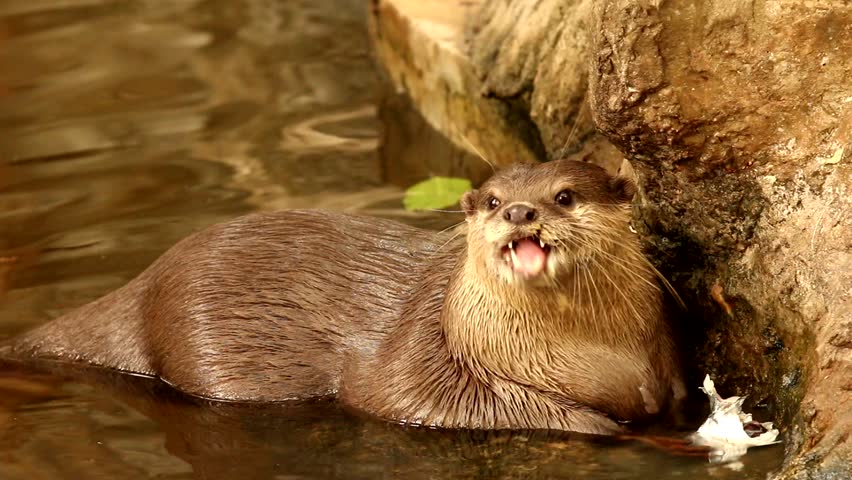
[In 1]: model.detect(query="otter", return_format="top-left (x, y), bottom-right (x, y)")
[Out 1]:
top-left (5, 160), bottom-right (683, 435)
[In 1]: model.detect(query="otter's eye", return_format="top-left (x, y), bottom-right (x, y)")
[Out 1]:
top-left (486, 196), bottom-right (501, 210)
top-left (555, 189), bottom-right (573, 206)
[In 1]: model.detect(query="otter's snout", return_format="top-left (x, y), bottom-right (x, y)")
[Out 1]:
top-left (503, 204), bottom-right (538, 225)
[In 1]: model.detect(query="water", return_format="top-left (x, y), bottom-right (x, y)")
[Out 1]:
top-left (0, 1), bottom-right (784, 478)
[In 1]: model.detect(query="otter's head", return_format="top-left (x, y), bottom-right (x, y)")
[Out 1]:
top-left (460, 160), bottom-right (636, 286)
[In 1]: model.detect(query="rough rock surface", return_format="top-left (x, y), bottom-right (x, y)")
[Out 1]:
top-left (370, 0), bottom-right (625, 174)
top-left (369, 0), bottom-right (852, 477)
top-left (466, 0), bottom-right (628, 171)
top-left (368, 0), bottom-right (544, 167)
top-left (467, 0), bottom-right (592, 158)
top-left (589, 1), bottom-right (852, 478)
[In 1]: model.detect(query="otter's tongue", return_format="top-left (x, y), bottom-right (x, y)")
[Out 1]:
top-left (513, 238), bottom-right (546, 276)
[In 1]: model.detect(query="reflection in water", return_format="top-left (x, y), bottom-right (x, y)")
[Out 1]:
top-left (0, 1), bottom-right (783, 479)
top-left (0, 362), bottom-right (783, 480)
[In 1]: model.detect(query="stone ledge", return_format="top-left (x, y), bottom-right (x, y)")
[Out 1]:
top-left (368, 0), bottom-right (544, 168)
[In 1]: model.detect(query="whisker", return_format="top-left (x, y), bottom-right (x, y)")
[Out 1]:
top-left (572, 237), bottom-right (661, 290)
top-left (580, 265), bottom-right (606, 338)
top-left (438, 220), bottom-right (466, 235)
top-left (558, 227), bottom-right (685, 309)
top-left (460, 135), bottom-right (496, 173)
top-left (580, 263), bottom-right (596, 320)
top-left (572, 260), bottom-right (579, 314)
top-left (431, 228), bottom-right (465, 256)
top-left (646, 266), bottom-right (685, 308)
top-left (553, 234), bottom-right (650, 296)
top-left (558, 92), bottom-right (588, 156)
top-left (572, 227), bottom-right (685, 308)
top-left (584, 251), bottom-right (645, 322)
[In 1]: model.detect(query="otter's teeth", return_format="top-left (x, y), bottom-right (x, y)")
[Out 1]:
top-left (539, 238), bottom-right (546, 248)
top-left (508, 241), bottom-right (516, 250)
top-left (510, 247), bottom-right (519, 267)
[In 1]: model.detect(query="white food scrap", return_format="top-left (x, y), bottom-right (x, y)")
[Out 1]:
top-left (690, 374), bottom-right (780, 463)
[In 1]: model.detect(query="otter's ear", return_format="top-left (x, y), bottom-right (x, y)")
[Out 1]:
top-left (460, 190), bottom-right (479, 216)
top-left (610, 176), bottom-right (637, 204)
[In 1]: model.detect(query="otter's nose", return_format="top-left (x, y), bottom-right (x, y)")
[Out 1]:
top-left (503, 204), bottom-right (538, 224)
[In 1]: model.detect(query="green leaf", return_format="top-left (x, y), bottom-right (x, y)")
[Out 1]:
top-left (403, 176), bottom-right (472, 211)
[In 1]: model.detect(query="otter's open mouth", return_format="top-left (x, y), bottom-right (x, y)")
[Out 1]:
top-left (500, 236), bottom-right (551, 277)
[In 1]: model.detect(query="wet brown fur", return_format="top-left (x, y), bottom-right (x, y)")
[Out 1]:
top-left (6, 160), bottom-right (683, 435)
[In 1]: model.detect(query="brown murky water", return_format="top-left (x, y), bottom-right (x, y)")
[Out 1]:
top-left (0, 1), bottom-right (783, 478)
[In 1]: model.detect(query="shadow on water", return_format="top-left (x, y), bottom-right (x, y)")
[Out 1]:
top-left (0, 0), bottom-right (783, 479)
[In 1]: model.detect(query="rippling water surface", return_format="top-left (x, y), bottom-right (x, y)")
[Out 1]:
top-left (0, 1), bottom-right (783, 478)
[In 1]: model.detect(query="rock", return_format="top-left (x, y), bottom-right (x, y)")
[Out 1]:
top-left (368, 0), bottom-right (545, 168)
top-left (369, 0), bottom-right (852, 477)
top-left (465, 0), bottom-right (626, 171)
top-left (590, 0), bottom-right (852, 177)
top-left (589, 1), bottom-right (852, 478)
top-left (467, 0), bottom-right (592, 159)
top-left (378, 88), bottom-right (495, 188)
top-left (370, 0), bottom-right (626, 175)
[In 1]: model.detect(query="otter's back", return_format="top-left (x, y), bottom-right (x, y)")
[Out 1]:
top-left (11, 210), bottom-right (448, 401)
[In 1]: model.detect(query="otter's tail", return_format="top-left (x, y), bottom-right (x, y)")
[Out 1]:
top-left (2, 285), bottom-right (155, 375)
